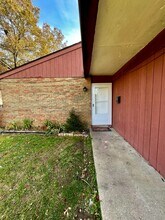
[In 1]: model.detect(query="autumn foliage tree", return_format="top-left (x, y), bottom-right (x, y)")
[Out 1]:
top-left (0, 0), bottom-right (66, 73)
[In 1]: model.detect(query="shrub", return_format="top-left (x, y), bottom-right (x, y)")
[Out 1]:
top-left (6, 121), bottom-right (23, 130)
top-left (46, 128), bottom-right (59, 135)
top-left (44, 119), bottom-right (60, 135)
top-left (58, 124), bottom-right (66, 133)
top-left (23, 118), bottom-right (33, 130)
top-left (44, 120), bottom-right (59, 129)
top-left (64, 109), bottom-right (88, 132)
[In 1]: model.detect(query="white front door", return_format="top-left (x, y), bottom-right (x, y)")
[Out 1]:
top-left (92, 83), bottom-right (112, 125)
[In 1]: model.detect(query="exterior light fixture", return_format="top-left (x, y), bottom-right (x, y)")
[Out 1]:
top-left (83, 86), bottom-right (88, 92)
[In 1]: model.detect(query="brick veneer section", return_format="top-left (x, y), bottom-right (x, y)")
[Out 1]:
top-left (0, 78), bottom-right (91, 127)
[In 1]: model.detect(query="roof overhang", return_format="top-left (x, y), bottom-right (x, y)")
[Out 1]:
top-left (79, 0), bottom-right (165, 78)
top-left (78, 0), bottom-right (99, 77)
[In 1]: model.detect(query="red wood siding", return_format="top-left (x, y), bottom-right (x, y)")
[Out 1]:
top-left (113, 48), bottom-right (165, 177)
top-left (0, 43), bottom-right (83, 79)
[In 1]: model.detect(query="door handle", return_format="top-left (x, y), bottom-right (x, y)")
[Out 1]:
top-left (92, 104), bottom-right (94, 107)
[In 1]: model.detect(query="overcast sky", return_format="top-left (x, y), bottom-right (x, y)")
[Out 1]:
top-left (32, 0), bottom-right (81, 46)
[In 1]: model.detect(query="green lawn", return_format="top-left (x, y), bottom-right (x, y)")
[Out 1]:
top-left (0, 134), bottom-right (101, 220)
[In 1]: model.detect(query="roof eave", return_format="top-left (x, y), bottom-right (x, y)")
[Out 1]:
top-left (78, 0), bottom-right (99, 77)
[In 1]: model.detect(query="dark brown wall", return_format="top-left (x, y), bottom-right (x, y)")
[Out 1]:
top-left (113, 48), bottom-right (165, 177)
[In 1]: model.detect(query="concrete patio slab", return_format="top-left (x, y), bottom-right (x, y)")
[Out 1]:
top-left (91, 129), bottom-right (165, 220)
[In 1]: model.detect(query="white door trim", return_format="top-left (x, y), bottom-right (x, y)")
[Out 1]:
top-left (92, 83), bottom-right (112, 125)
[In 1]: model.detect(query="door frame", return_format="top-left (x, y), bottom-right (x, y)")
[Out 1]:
top-left (92, 83), bottom-right (112, 126)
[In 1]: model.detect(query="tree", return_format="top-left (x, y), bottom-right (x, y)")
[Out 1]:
top-left (0, 0), bottom-right (66, 73)
top-left (34, 23), bottom-right (65, 58)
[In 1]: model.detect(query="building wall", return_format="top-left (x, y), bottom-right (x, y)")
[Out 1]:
top-left (113, 48), bottom-right (165, 177)
top-left (0, 43), bottom-right (83, 79)
top-left (0, 78), bottom-right (91, 127)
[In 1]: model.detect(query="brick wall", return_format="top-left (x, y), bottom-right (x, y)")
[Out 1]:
top-left (0, 78), bottom-right (91, 127)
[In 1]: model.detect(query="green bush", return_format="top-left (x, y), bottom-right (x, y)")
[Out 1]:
top-left (44, 119), bottom-right (59, 129)
top-left (58, 124), bottom-right (66, 133)
top-left (64, 109), bottom-right (88, 132)
top-left (46, 128), bottom-right (59, 135)
top-left (23, 118), bottom-right (33, 130)
top-left (44, 120), bottom-right (60, 135)
top-left (6, 121), bottom-right (23, 130)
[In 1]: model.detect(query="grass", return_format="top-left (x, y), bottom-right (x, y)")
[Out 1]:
top-left (0, 134), bottom-right (101, 220)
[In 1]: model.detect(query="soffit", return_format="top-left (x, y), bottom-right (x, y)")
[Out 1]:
top-left (90, 0), bottom-right (165, 75)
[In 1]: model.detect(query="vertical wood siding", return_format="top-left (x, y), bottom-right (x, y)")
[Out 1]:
top-left (0, 43), bottom-right (83, 79)
top-left (113, 49), bottom-right (165, 177)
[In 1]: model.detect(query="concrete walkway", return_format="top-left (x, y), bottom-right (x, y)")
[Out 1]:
top-left (91, 129), bottom-right (165, 220)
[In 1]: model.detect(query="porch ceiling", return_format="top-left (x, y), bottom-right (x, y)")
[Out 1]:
top-left (90, 0), bottom-right (165, 75)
